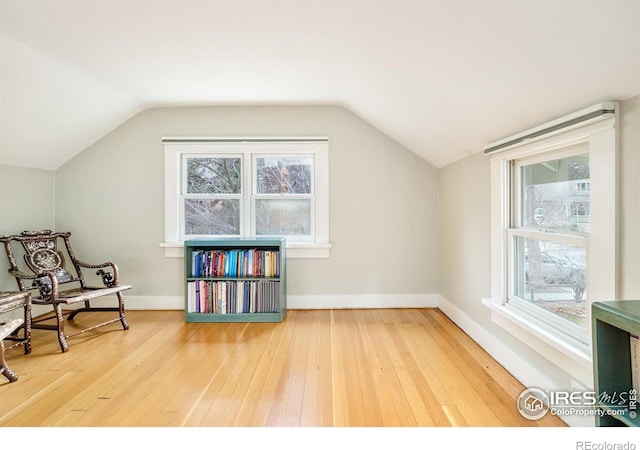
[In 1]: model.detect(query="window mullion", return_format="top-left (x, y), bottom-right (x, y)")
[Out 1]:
top-left (509, 228), bottom-right (588, 247)
top-left (243, 152), bottom-right (253, 237)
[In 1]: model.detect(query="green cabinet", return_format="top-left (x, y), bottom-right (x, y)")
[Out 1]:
top-left (592, 300), bottom-right (640, 426)
top-left (184, 238), bottom-right (286, 323)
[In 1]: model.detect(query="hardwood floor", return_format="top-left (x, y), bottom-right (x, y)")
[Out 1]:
top-left (0, 308), bottom-right (565, 427)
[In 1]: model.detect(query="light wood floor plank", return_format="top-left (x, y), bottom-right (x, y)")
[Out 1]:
top-left (382, 322), bottom-right (452, 426)
top-left (232, 318), bottom-right (291, 426)
top-left (359, 311), bottom-right (418, 426)
top-left (264, 310), bottom-right (309, 426)
top-left (0, 308), bottom-right (566, 428)
top-left (299, 310), bottom-right (333, 426)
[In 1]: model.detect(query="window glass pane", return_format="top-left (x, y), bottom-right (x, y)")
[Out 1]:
top-left (520, 153), bottom-right (590, 233)
top-left (184, 199), bottom-right (240, 235)
top-left (186, 157), bottom-right (241, 194)
top-left (256, 157), bottom-right (312, 194)
top-left (255, 199), bottom-right (311, 235)
top-left (513, 235), bottom-right (586, 326)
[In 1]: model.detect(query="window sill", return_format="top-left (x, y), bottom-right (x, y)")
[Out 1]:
top-left (160, 241), bottom-right (331, 259)
top-left (482, 297), bottom-right (593, 387)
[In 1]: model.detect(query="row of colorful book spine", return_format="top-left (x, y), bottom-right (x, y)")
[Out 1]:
top-left (187, 280), bottom-right (280, 314)
top-left (191, 248), bottom-right (280, 278)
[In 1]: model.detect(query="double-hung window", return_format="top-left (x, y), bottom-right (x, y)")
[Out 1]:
top-left (484, 102), bottom-right (617, 384)
top-left (163, 138), bottom-right (330, 258)
top-left (509, 147), bottom-right (590, 341)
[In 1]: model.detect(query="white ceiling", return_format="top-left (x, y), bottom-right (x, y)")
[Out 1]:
top-left (1, 0), bottom-right (639, 170)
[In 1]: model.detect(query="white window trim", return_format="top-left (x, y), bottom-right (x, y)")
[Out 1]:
top-left (161, 138), bottom-right (331, 258)
top-left (483, 103), bottom-right (618, 385)
top-left (507, 144), bottom-right (591, 345)
top-left (181, 151), bottom-right (244, 240)
top-left (250, 152), bottom-right (315, 242)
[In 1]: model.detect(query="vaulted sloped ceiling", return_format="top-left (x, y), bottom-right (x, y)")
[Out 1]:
top-left (1, 0), bottom-right (639, 170)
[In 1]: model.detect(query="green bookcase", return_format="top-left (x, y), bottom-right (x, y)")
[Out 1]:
top-left (592, 300), bottom-right (640, 426)
top-left (184, 238), bottom-right (286, 323)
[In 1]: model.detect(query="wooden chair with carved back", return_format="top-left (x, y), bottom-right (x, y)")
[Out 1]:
top-left (0, 230), bottom-right (131, 353)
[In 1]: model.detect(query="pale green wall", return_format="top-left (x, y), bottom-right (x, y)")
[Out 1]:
top-left (0, 164), bottom-right (55, 317)
top-left (619, 95), bottom-right (640, 299)
top-left (439, 95), bottom-right (640, 391)
top-left (54, 105), bottom-right (439, 300)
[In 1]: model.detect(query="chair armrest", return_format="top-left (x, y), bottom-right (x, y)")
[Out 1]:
top-left (32, 272), bottom-right (59, 302)
top-left (9, 269), bottom-right (64, 302)
top-left (76, 260), bottom-right (120, 287)
top-left (75, 261), bottom-right (115, 270)
top-left (0, 318), bottom-right (24, 341)
top-left (8, 269), bottom-right (38, 281)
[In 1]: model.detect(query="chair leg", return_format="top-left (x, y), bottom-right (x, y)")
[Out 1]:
top-left (0, 341), bottom-right (18, 382)
top-left (24, 304), bottom-right (32, 355)
top-left (68, 301), bottom-right (90, 321)
top-left (53, 303), bottom-right (69, 353)
top-left (117, 292), bottom-right (129, 330)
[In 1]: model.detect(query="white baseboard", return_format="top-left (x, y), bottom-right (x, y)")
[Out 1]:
top-left (125, 295), bottom-right (184, 310)
top-left (437, 294), bottom-right (594, 427)
top-left (124, 294), bottom-right (440, 311)
top-left (288, 293), bottom-right (439, 309)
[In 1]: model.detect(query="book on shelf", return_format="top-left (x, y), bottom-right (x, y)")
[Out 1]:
top-left (186, 280), bottom-right (280, 314)
top-left (190, 248), bottom-right (280, 278)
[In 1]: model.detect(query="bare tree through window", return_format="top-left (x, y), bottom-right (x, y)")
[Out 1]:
top-left (184, 157), bottom-right (241, 235)
top-left (255, 157), bottom-right (312, 236)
